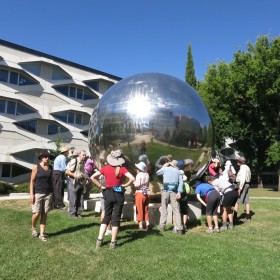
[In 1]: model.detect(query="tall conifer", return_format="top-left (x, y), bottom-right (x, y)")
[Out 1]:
top-left (185, 43), bottom-right (197, 89)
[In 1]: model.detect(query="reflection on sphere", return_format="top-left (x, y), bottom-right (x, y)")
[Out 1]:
top-left (88, 73), bottom-right (214, 194)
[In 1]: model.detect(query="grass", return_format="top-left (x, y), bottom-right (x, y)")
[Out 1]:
top-left (0, 191), bottom-right (280, 280)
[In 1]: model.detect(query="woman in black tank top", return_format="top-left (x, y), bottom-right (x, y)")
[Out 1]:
top-left (30, 149), bottom-right (53, 242)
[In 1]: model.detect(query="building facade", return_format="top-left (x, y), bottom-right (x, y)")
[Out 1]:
top-left (0, 39), bottom-right (121, 184)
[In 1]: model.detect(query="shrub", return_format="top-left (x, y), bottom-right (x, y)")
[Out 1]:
top-left (0, 181), bottom-right (15, 194)
top-left (13, 182), bottom-right (30, 193)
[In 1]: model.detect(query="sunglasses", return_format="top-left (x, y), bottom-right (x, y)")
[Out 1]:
top-left (42, 155), bottom-right (50, 158)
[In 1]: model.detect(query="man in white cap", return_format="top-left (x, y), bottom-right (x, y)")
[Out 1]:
top-left (234, 156), bottom-right (252, 222)
top-left (52, 146), bottom-right (69, 209)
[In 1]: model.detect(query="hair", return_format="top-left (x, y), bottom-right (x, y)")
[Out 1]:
top-left (115, 166), bottom-right (120, 178)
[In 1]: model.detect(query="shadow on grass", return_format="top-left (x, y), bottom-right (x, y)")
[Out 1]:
top-left (48, 222), bottom-right (99, 237)
top-left (110, 223), bottom-right (163, 247)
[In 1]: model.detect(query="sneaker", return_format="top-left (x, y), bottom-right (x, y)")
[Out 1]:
top-left (105, 230), bottom-right (112, 236)
top-left (31, 227), bottom-right (38, 238)
top-left (39, 235), bottom-right (48, 242)
top-left (228, 224), bottom-right (234, 230)
top-left (220, 226), bottom-right (228, 231)
top-left (213, 227), bottom-right (220, 233)
top-left (96, 239), bottom-right (103, 249)
top-left (183, 225), bottom-right (188, 232)
top-left (158, 226), bottom-right (165, 232)
top-left (146, 224), bottom-right (151, 231)
top-left (172, 227), bottom-right (178, 233)
top-left (206, 228), bottom-right (214, 234)
top-left (177, 230), bottom-right (185, 235)
top-left (110, 241), bottom-right (117, 249)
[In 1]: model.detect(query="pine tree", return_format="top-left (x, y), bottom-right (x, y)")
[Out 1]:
top-left (185, 43), bottom-right (197, 89)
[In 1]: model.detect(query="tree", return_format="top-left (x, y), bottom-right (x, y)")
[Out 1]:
top-left (185, 43), bottom-right (197, 89)
top-left (198, 35), bottom-right (280, 187)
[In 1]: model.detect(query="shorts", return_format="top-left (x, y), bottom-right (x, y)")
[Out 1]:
top-left (179, 200), bottom-right (189, 215)
top-left (221, 189), bottom-right (239, 207)
top-left (32, 193), bottom-right (53, 214)
top-left (237, 184), bottom-right (250, 204)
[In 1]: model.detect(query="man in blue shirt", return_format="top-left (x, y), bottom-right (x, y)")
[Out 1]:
top-left (156, 160), bottom-right (184, 234)
top-left (52, 146), bottom-right (69, 209)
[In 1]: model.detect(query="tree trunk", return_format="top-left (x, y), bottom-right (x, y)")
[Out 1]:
top-left (278, 174), bottom-right (280, 192)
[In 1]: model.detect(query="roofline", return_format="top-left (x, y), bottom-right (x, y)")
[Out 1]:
top-left (0, 39), bottom-right (122, 81)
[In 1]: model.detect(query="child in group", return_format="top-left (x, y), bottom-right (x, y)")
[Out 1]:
top-left (173, 170), bottom-right (190, 232)
top-left (134, 161), bottom-right (151, 230)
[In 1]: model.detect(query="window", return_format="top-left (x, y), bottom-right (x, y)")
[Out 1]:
top-left (52, 67), bottom-right (71, 80)
top-left (84, 80), bottom-right (99, 91)
top-left (20, 63), bottom-right (41, 76)
top-left (0, 68), bottom-right (38, 86)
top-left (16, 120), bottom-right (37, 133)
top-left (53, 85), bottom-right (98, 100)
top-left (0, 99), bottom-right (5, 113)
top-left (2, 164), bottom-right (11, 177)
top-left (9, 72), bottom-right (19, 85)
top-left (0, 69), bottom-right (8, 82)
top-left (47, 123), bottom-right (68, 135)
top-left (12, 164), bottom-right (30, 177)
top-left (52, 111), bottom-right (90, 126)
top-left (0, 99), bottom-right (36, 115)
top-left (7, 101), bottom-right (16, 114)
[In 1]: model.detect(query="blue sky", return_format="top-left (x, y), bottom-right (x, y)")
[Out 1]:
top-left (1, 0), bottom-right (279, 81)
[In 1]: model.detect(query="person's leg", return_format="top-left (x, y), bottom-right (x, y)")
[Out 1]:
top-left (159, 192), bottom-right (169, 228)
top-left (68, 177), bottom-right (77, 217)
top-left (32, 212), bottom-right (40, 231)
top-left (135, 193), bottom-right (144, 228)
top-left (76, 186), bottom-right (84, 217)
top-left (170, 193), bottom-right (183, 231)
top-left (144, 195), bottom-right (150, 229)
top-left (39, 212), bottom-right (47, 236)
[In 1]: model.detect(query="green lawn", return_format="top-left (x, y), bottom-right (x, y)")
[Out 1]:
top-left (0, 193), bottom-right (280, 280)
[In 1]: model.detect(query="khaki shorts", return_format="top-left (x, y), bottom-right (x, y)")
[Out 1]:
top-left (32, 193), bottom-right (53, 214)
top-left (237, 184), bottom-right (250, 204)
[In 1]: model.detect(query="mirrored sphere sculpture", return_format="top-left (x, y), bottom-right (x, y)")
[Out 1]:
top-left (88, 73), bottom-right (214, 195)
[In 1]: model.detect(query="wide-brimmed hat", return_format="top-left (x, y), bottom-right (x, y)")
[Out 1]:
top-left (69, 150), bottom-right (79, 157)
top-left (183, 159), bottom-right (194, 166)
top-left (212, 158), bottom-right (220, 163)
top-left (38, 149), bottom-right (53, 160)
top-left (237, 156), bottom-right (246, 163)
top-left (169, 160), bottom-right (178, 168)
top-left (135, 162), bottom-right (146, 172)
top-left (60, 146), bottom-right (70, 153)
top-left (106, 150), bottom-right (125, 166)
top-left (165, 155), bottom-right (173, 162)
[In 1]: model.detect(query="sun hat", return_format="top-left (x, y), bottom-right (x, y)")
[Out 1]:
top-left (165, 155), bottom-right (173, 162)
top-left (169, 160), bottom-right (178, 168)
top-left (139, 154), bottom-right (148, 163)
top-left (135, 162), bottom-right (147, 172)
top-left (212, 158), bottom-right (220, 163)
top-left (69, 150), bottom-right (79, 157)
top-left (60, 146), bottom-right (70, 153)
top-left (237, 156), bottom-right (246, 163)
top-left (225, 160), bottom-right (232, 166)
top-left (38, 149), bottom-right (53, 160)
top-left (106, 150), bottom-right (125, 166)
top-left (183, 159), bottom-right (194, 166)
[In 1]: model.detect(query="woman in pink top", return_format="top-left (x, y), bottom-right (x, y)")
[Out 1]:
top-left (134, 162), bottom-right (150, 230)
top-left (91, 150), bottom-right (135, 249)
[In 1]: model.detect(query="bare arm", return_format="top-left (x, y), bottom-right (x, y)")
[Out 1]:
top-left (29, 165), bottom-right (38, 205)
top-left (196, 194), bottom-right (206, 207)
top-left (90, 170), bottom-right (102, 188)
top-left (122, 172), bottom-right (135, 188)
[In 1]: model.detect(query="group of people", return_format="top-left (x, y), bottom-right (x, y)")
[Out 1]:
top-left (194, 156), bottom-right (252, 233)
top-left (29, 146), bottom-right (252, 247)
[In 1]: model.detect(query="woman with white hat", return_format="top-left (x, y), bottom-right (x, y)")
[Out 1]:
top-left (134, 161), bottom-right (150, 230)
top-left (91, 150), bottom-right (135, 249)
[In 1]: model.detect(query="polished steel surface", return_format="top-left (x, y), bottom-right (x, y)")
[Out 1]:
top-left (88, 73), bottom-right (214, 192)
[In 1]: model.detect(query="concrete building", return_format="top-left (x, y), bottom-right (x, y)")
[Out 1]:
top-left (0, 39), bottom-right (121, 184)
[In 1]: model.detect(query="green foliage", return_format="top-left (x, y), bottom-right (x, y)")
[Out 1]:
top-left (265, 141), bottom-right (280, 173)
top-left (185, 43), bottom-right (197, 89)
top-left (13, 182), bottom-right (30, 193)
top-left (0, 181), bottom-right (15, 194)
top-left (199, 34), bottom-right (280, 173)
